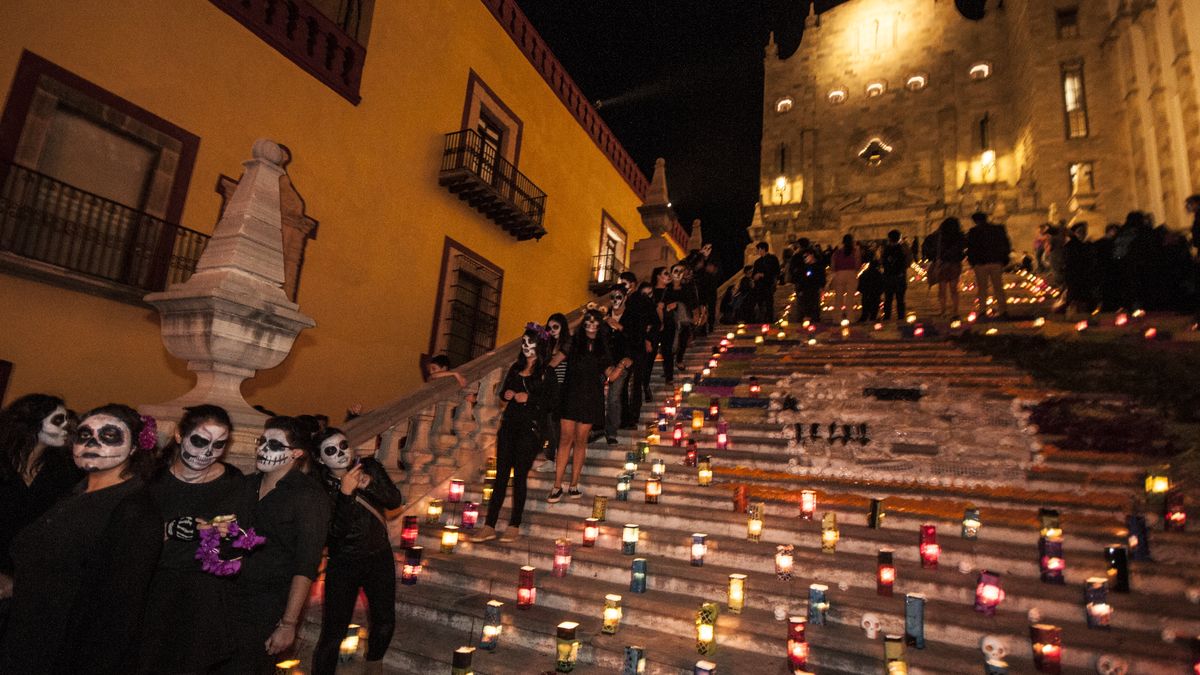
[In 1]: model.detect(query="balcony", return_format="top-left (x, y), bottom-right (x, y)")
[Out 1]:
top-left (438, 129), bottom-right (547, 241)
top-left (589, 252), bottom-right (626, 293)
top-left (209, 0), bottom-right (367, 104)
top-left (0, 162), bottom-right (209, 299)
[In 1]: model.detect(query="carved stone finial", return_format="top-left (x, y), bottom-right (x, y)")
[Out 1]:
top-left (251, 138), bottom-right (287, 166)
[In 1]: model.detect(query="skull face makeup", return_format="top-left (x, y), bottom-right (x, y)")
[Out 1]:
top-left (547, 322), bottom-right (561, 339)
top-left (319, 433), bottom-right (352, 470)
top-left (670, 266), bottom-right (685, 283)
top-left (521, 335), bottom-right (538, 359)
top-left (72, 413), bottom-right (133, 473)
top-left (610, 289), bottom-right (626, 310)
top-left (38, 405), bottom-right (70, 448)
top-left (180, 422), bottom-right (230, 471)
top-left (255, 428), bottom-right (296, 473)
top-left (583, 314), bottom-right (600, 338)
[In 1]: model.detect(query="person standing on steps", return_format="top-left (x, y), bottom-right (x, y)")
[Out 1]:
top-left (750, 242), bottom-right (781, 323)
top-left (475, 325), bottom-right (556, 540)
top-left (603, 285), bottom-right (635, 445)
top-left (965, 211), bottom-right (1012, 318)
top-left (857, 249), bottom-right (884, 323)
top-left (548, 309), bottom-right (613, 503)
top-left (310, 427), bottom-right (403, 675)
top-left (669, 263), bottom-right (699, 376)
top-left (829, 234), bottom-right (861, 320)
top-left (926, 217), bottom-right (967, 318)
top-left (624, 281), bottom-right (657, 427)
top-left (880, 229), bottom-right (911, 321)
top-left (648, 267), bottom-right (674, 385)
top-left (534, 312), bottom-right (571, 473)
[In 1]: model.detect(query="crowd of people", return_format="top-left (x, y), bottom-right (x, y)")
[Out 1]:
top-left (0, 396), bottom-right (397, 674)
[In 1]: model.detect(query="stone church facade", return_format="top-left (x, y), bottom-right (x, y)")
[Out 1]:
top-left (754, 0), bottom-right (1200, 256)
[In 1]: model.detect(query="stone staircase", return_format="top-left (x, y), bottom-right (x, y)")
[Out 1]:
top-left (321, 271), bottom-right (1199, 674)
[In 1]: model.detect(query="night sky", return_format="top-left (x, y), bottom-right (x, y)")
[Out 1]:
top-left (519, 0), bottom-right (987, 279)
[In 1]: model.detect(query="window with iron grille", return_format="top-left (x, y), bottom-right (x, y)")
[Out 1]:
top-left (430, 238), bottom-right (503, 368)
top-left (1062, 62), bottom-right (1089, 139)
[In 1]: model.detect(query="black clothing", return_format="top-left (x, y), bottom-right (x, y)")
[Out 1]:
top-left (880, 242), bottom-right (910, 320)
top-left (2, 478), bottom-right (161, 675)
top-left (790, 254), bottom-right (826, 323)
top-left (140, 464), bottom-right (244, 674)
top-left (880, 242), bottom-right (911, 278)
top-left (1064, 236), bottom-right (1098, 310)
top-left (561, 338), bottom-right (610, 425)
top-left (926, 230), bottom-right (967, 263)
top-left (751, 253), bottom-right (781, 322)
top-left (487, 364), bottom-right (557, 528)
top-left (966, 223), bottom-right (1012, 266)
top-left (0, 445), bottom-right (82, 575)
top-left (312, 458), bottom-right (402, 675)
top-left (227, 468), bottom-right (331, 674)
top-left (857, 264), bottom-right (884, 321)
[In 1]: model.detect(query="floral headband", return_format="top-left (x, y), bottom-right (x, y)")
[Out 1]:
top-left (524, 322), bottom-right (551, 341)
top-left (138, 415), bottom-right (158, 451)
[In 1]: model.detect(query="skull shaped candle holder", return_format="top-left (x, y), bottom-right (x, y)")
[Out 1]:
top-left (861, 612), bottom-right (881, 640)
top-left (980, 635), bottom-right (1008, 674)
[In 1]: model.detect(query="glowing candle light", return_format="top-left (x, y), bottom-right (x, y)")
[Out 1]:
top-left (592, 496), bottom-right (608, 522)
top-left (748, 377), bottom-right (761, 397)
top-left (696, 602), bottom-right (718, 655)
top-left (1145, 465), bottom-right (1170, 502)
top-left (630, 558), bottom-right (647, 593)
top-left (904, 593), bottom-right (925, 649)
top-left (962, 507), bottom-right (981, 539)
top-left (338, 624), bottom-right (361, 663)
top-left (1038, 508), bottom-right (1062, 538)
top-left (787, 616), bottom-right (809, 670)
top-left (761, 323), bottom-right (771, 334)
top-left (622, 523), bottom-right (640, 555)
top-left (645, 477), bottom-right (662, 503)
top-left (685, 440), bottom-right (699, 467)
top-left (479, 600), bottom-right (503, 650)
top-left (616, 473), bottom-right (631, 502)
top-left (727, 574), bottom-right (746, 614)
top-left (673, 422), bottom-right (684, 446)
top-left (484, 456), bottom-right (497, 480)
top-left (974, 570), bottom-right (1005, 616)
top-left (775, 544), bottom-right (794, 580)
top-left (400, 546), bottom-right (422, 585)
top-left (1105, 545), bottom-right (1130, 592)
top-left (708, 398), bottom-right (720, 419)
top-left (876, 548), bottom-right (896, 596)
top-left (1075, 320), bottom-right (1089, 331)
top-left (624, 451), bottom-right (638, 474)
top-left (715, 420), bottom-right (729, 450)
top-left (400, 515), bottom-right (419, 549)
top-left (708, 358), bottom-right (719, 369)
top-left (647, 431), bottom-right (661, 446)
top-left (517, 565), bottom-right (536, 608)
top-left (683, 381), bottom-right (694, 393)
top-left (1165, 490), bottom-right (1187, 531)
top-left (1033, 317), bottom-right (1046, 327)
top-left (274, 659), bottom-right (301, 673)
top-left (1029, 624), bottom-right (1062, 674)
top-left (426, 498), bottom-right (444, 524)
top-left (692, 409), bottom-right (705, 431)
top-left (747, 503), bottom-right (764, 542)
top-left (553, 538), bottom-right (572, 577)
top-left (884, 634), bottom-right (908, 674)
top-left (581, 517), bottom-right (599, 548)
top-left (1084, 578), bottom-right (1112, 629)
top-left (651, 457), bottom-right (666, 479)
top-left (1038, 536), bottom-right (1065, 584)
top-left (702, 367), bottom-right (712, 376)
top-left (451, 647), bottom-right (475, 675)
top-left (821, 512), bottom-right (839, 553)
top-left (694, 660), bottom-right (717, 675)
top-left (440, 525), bottom-right (460, 553)
top-left (800, 490), bottom-right (816, 520)
top-left (1143, 327), bottom-right (1158, 340)
top-left (555, 621), bottom-right (581, 672)
top-left (808, 584), bottom-right (829, 625)
top-left (1115, 312), bottom-right (1129, 326)
top-left (602, 594), bottom-right (623, 634)
top-left (461, 502), bottom-right (479, 530)
top-left (697, 456), bottom-right (713, 486)
top-left (691, 533), bottom-right (707, 566)
top-left (448, 478), bottom-right (465, 503)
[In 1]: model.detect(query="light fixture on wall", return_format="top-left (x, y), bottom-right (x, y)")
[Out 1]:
top-left (866, 81), bottom-right (886, 98)
top-left (906, 74), bottom-right (927, 91)
top-left (775, 96), bottom-right (794, 113)
top-left (828, 88), bottom-right (847, 104)
top-left (969, 62), bottom-right (993, 80)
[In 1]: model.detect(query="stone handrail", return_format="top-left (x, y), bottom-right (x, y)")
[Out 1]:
top-left (343, 305), bottom-right (586, 521)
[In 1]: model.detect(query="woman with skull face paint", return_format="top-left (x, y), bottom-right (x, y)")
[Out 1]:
top-left (603, 285), bottom-right (635, 443)
top-left (534, 312), bottom-right (571, 472)
top-left (226, 416), bottom-right (330, 674)
top-left (0, 394), bottom-right (81, 614)
top-left (139, 405), bottom-right (244, 674)
top-left (309, 428), bottom-right (403, 675)
top-left (1, 404), bottom-right (163, 675)
top-left (548, 309), bottom-right (613, 502)
top-left (474, 325), bottom-right (557, 541)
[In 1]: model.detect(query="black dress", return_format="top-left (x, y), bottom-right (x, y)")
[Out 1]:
top-left (0, 446), bottom-right (83, 575)
top-left (139, 464), bottom-right (245, 674)
top-left (0, 477), bottom-right (162, 675)
top-left (560, 339), bottom-right (609, 426)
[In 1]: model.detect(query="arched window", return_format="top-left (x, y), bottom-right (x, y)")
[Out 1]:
top-left (775, 96), bottom-right (794, 113)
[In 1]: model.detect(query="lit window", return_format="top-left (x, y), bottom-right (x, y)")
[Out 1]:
top-left (1056, 8), bottom-right (1079, 39)
top-left (1061, 62), bottom-right (1089, 138)
top-left (827, 89), bottom-right (847, 104)
top-left (969, 62), bottom-right (992, 81)
top-left (775, 96), bottom-right (794, 113)
top-left (858, 137), bottom-right (894, 167)
top-left (866, 81), bottom-right (886, 98)
top-left (1069, 162), bottom-right (1095, 194)
top-left (906, 74), bottom-right (928, 92)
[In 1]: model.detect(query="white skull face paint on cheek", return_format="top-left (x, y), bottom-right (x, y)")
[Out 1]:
top-left (610, 291), bottom-right (625, 309)
top-left (180, 422), bottom-right (229, 471)
top-left (584, 316), bottom-right (600, 336)
top-left (319, 433), bottom-right (352, 470)
top-left (255, 428), bottom-right (293, 473)
top-left (521, 335), bottom-right (537, 358)
top-left (547, 323), bottom-right (561, 338)
top-left (39, 406), bottom-right (69, 448)
top-left (72, 414), bottom-right (132, 473)
top-left (671, 267), bottom-right (684, 282)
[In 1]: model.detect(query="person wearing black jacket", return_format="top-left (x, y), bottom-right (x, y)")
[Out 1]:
top-left (475, 325), bottom-right (558, 539)
top-left (310, 428), bottom-right (403, 675)
top-left (789, 244), bottom-right (826, 323)
top-left (548, 310), bottom-right (613, 502)
top-left (603, 286), bottom-right (635, 443)
top-left (880, 230), bottom-right (911, 321)
top-left (623, 281), bottom-right (657, 421)
top-left (751, 242), bottom-right (781, 322)
top-left (965, 212), bottom-right (1012, 318)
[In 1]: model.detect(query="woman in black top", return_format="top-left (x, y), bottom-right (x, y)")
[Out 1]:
top-left (1, 403), bottom-right (162, 675)
top-left (535, 312), bottom-right (571, 470)
top-left (475, 325), bottom-right (557, 541)
top-left (648, 266), bottom-right (678, 384)
top-left (927, 217), bottom-right (968, 318)
top-left (227, 416), bottom-right (331, 674)
top-left (139, 405), bottom-right (243, 674)
top-left (669, 263), bottom-right (700, 373)
top-left (0, 394), bottom-right (80, 609)
top-left (310, 427), bottom-right (403, 675)
top-left (548, 309), bottom-right (614, 502)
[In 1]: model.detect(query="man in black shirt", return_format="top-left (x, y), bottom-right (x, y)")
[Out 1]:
top-left (751, 242), bottom-right (781, 322)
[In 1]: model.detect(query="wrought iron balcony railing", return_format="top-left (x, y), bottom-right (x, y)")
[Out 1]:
top-left (438, 129), bottom-right (547, 241)
top-left (589, 252), bottom-right (626, 292)
top-left (0, 162), bottom-right (209, 294)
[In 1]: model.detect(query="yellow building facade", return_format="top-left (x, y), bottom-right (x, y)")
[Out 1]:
top-left (0, 0), bottom-right (671, 417)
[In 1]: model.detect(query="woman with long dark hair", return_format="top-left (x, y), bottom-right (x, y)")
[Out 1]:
top-left (2, 404), bottom-right (162, 674)
top-left (139, 405), bottom-right (243, 674)
top-left (535, 312), bottom-right (571, 472)
top-left (0, 394), bottom-right (79, 613)
top-left (928, 217), bottom-right (968, 318)
top-left (548, 309), bottom-right (613, 502)
top-left (310, 427), bottom-right (403, 675)
top-left (649, 266), bottom-right (674, 384)
top-left (829, 234), bottom-right (861, 320)
top-left (474, 324), bottom-right (557, 540)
